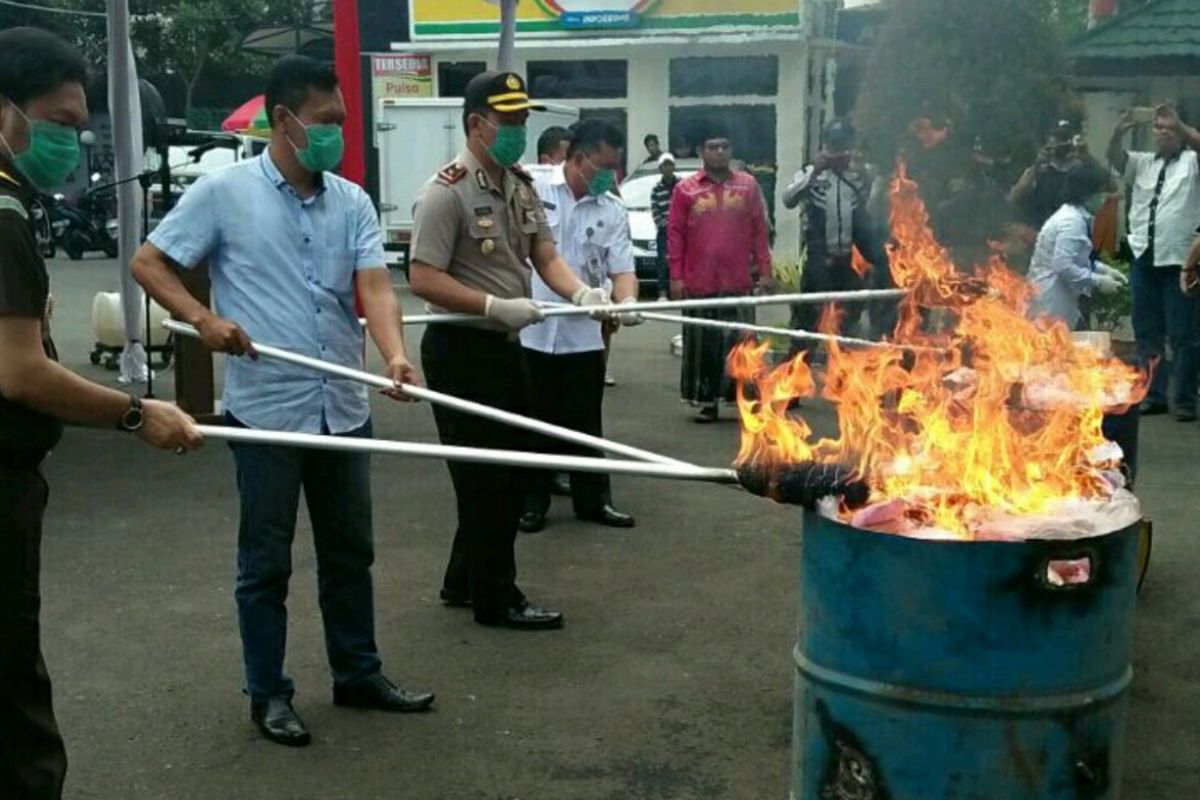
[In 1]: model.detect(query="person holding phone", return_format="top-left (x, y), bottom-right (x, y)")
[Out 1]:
top-left (782, 118), bottom-right (892, 348)
top-left (1109, 103), bottom-right (1200, 421)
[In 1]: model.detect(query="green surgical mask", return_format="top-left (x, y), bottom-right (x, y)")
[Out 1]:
top-left (286, 110), bottom-right (344, 173)
top-left (481, 117), bottom-right (527, 167)
top-left (1, 103), bottom-right (80, 191)
top-left (584, 155), bottom-right (616, 196)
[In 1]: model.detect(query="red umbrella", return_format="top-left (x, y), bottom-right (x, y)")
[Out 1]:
top-left (221, 95), bottom-right (268, 134)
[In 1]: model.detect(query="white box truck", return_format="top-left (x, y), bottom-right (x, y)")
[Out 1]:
top-left (375, 97), bottom-right (579, 268)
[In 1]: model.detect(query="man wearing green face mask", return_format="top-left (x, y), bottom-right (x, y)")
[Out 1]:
top-left (0, 27), bottom-right (203, 800)
top-left (134, 55), bottom-right (434, 748)
top-left (410, 71), bottom-right (613, 631)
top-left (518, 118), bottom-right (640, 534)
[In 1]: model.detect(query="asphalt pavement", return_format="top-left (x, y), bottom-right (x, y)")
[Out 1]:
top-left (33, 256), bottom-right (1200, 799)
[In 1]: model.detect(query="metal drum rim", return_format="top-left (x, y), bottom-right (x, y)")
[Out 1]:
top-left (805, 512), bottom-right (1140, 551)
top-left (793, 644), bottom-right (1132, 715)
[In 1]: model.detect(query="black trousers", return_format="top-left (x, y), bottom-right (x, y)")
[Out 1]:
top-left (421, 326), bottom-right (531, 621)
top-left (0, 465), bottom-right (66, 800)
top-left (522, 348), bottom-right (610, 517)
top-left (790, 253), bottom-right (898, 350)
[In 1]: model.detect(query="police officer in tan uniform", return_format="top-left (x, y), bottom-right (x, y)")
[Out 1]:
top-left (409, 71), bottom-right (609, 631)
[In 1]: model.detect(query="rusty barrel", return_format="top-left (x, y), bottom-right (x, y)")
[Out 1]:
top-left (793, 511), bottom-right (1140, 799)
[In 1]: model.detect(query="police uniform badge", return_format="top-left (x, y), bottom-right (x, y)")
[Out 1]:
top-left (482, 239), bottom-right (497, 255)
top-left (506, 75), bottom-right (521, 91)
top-left (473, 206), bottom-right (495, 229)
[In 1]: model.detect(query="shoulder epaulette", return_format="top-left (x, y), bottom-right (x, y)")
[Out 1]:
top-left (0, 168), bottom-right (20, 189)
top-left (509, 163), bottom-right (535, 185)
top-left (436, 163), bottom-right (468, 186)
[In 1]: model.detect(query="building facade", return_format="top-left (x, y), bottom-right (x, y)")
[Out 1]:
top-left (368, 0), bottom-right (834, 258)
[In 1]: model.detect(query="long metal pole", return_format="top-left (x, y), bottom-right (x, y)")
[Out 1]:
top-left (197, 425), bottom-right (739, 484)
top-left (636, 312), bottom-right (943, 353)
top-left (401, 289), bottom-right (909, 326)
top-left (497, 0), bottom-right (518, 71)
top-left (165, 321), bottom-right (689, 467)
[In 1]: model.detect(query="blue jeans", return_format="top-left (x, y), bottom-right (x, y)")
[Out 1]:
top-left (1131, 255), bottom-right (1200, 412)
top-left (227, 414), bottom-right (381, 701)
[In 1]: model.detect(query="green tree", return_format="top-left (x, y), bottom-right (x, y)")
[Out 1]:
top-left (855, 0), bottom-right (1074, 178)
top-left (134, 0), bottom-right (307, 121)
top-left (0, 0), bottom-right (108, 68)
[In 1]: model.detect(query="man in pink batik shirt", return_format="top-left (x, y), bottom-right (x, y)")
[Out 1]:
top-left (668, 119), bottom-right (772, 422)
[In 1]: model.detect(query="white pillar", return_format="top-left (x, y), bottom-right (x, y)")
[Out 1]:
top-left (774, 40), bottom-right (809, 259)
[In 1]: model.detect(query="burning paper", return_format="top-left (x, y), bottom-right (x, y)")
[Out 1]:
top-left (732, 162), bottom-right (1147, 540)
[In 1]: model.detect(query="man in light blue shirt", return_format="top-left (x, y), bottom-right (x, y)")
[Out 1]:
top-left (518, 119), bottom-right (641, 533)
top-left (133, 56), bottom-right (433, 747)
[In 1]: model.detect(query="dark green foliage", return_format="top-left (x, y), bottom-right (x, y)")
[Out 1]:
top-left (852, 0), bottom-right (1100, 262)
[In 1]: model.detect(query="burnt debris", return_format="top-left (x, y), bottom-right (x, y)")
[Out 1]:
top-left (737, 461), bottom-right (870, 510)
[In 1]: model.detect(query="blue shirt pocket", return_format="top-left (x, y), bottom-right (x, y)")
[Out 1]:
top-left (319, 211), bottom-right (356, 292)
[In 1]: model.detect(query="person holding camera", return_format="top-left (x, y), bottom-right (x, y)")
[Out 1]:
top-left (1010, 119), bottom-right (1088, 229)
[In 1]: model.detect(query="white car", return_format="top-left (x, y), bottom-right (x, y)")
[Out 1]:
top-left (620, 161), bottom-right (700, 285)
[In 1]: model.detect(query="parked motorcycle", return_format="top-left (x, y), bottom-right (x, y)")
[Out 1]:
top-left (30, 196), bottom-right (55, 259)
top-left (50, 173), bottom-right (118, 260)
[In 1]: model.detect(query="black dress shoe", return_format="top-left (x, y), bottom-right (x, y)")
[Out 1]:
top-left (478, 603), bottom-right (564, 631)
top-left (693, 404), bottom-right (718, 423)
top-left (440, 587), bottom-right (471, 608)
top-left (1177, 409), bottom-right (1198, 422)
top-left (250, 697), bottom-right (311, 747)
top-left (1139, 401), bottom-right (1168, 416)
top-left (518, 510), bottom-right (547, 533)
top-left (579, 504), bottom-right (636, 529)
top-left (333, 673), bottom-right (435, 713)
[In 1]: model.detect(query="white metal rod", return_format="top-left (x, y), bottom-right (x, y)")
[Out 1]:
top-left (166, 320), bottom-right (689, 467)
top-left (401, 289), bottom-right (909, 326)
top-left (637, 312), bottom-right (943, 353)
top-left (197, 425), bottom-right (740, 484)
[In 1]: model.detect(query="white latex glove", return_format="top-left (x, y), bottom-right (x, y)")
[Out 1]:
top-left (485, 295), bottom-right (546, 331)
top-left (1094, 274), bottom-right (1124, 295)
top-left (616, 296), bottom-right (643, 327)
top-left (1096, 263), bottom-right (1128, 284)
top-left (572, 285), bottom-right (612, 320)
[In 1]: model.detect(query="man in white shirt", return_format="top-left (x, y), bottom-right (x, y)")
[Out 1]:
top-left (1108, 104), bottom-right (1200, 421)
top-left (518, 118), bottom-right (640, 532)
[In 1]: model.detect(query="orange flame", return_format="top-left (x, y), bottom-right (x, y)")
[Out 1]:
top-left (731, 161), bottom-right (1146, 538)
top-left (850, 246), bottom-right (871, 279)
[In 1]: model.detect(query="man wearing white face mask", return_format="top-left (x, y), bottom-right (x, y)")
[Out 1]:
top-left (133, 55), bottom-right (434, 747)
top-left (518, 118), bottom-right (640, 534)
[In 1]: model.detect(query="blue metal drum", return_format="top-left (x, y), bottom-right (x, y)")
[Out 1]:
top-left (793, 512), bottom-right (1140, 800)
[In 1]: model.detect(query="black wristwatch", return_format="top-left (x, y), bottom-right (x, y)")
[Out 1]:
top-left (116, 396), bottom-right (145, 433)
